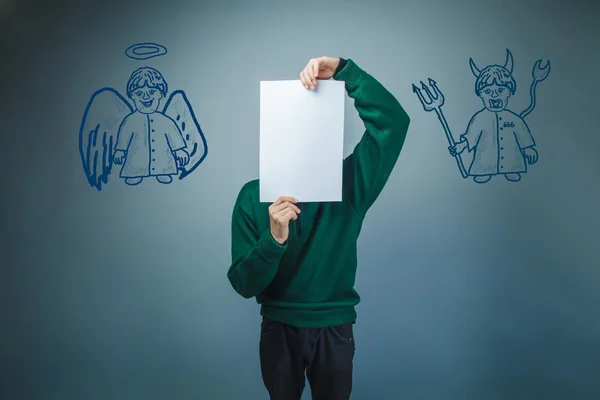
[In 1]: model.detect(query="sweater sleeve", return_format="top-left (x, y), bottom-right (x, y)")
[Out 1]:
top-left (334, 58), bottom-right (411, 218)
top-left (227, 186), bottom-right (287, 299)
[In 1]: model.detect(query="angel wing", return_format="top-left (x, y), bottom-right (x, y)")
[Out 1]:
top-left (78, 88), bottom-right (133, 190)
top-left (162, 90), bottom-right (208, 179)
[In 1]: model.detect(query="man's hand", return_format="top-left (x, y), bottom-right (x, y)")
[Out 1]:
top-left (300, 57), bottom-right (340, 90)
top-left (114, 150), bottom-right (126, 164)
top-left (269, 196), bottom-right (301, 244)
top-left (175, 149), bottom-right (190, 166)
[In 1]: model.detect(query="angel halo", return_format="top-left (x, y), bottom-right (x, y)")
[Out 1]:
top-left (125, 42), bottom-right (168, 60)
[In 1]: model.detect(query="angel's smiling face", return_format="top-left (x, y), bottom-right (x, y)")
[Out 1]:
top-left (131, 85), bottom-right (163, 114)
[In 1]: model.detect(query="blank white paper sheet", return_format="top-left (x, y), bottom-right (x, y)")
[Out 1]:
top-left (259, 79), bottom-right (345, 203)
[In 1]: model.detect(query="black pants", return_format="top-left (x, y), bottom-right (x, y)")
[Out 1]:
top-left (259, 316), bottom-right (355, 400)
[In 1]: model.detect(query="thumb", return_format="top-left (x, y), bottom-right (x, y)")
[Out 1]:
top-left (312, 58), bottom-right (322, 79)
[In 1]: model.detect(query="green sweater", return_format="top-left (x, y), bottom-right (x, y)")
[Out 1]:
top-left (227, 59), bottom-right (410, 328)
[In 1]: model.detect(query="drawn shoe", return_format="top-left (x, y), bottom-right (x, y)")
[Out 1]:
top-left (473, 175), bottom-right (492, 183)
top-left (125, 177), bottom-right (143, 185)
top-left (505, 173), bottom-right (521, 182)
top-left (156, 175), bottom-right (173, 184)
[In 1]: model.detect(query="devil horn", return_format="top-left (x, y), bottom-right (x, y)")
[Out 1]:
top-left (503, 49), bottom-right (514, 73)
top-left (469, 57), bottom-right (481, 78)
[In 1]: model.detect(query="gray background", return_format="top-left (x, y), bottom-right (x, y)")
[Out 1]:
top-left (1, 0), bottom-right (599, 398)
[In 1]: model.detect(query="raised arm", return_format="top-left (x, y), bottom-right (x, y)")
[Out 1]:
top-left (334, 58), bottom-right (411, 217)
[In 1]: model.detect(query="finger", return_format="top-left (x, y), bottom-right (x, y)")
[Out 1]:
top-left (274, 204), bottom-right (300, 217)
top-left (302, 66), bottom-right (314, 89)
top-left (303, 68), bottom-right (312, 88)
top-left (280, 208), bottom-right (298, 221)
top-left (273, 201), bottom-right (300, 213)
top-left (287, 209), bottom-right (298, 220)
top-left (303, 69), bottom-right (313, 89)
top-left (274, 206), bottom-right (293, 218)
top-left (274, 207), bottom-right (298, 223)
top-left (300, 70), bottom-right (309, 88)
top-left (312, 59), bottom-right (319, 80)
top-left (307, 60), bottom-right (316, 84)
top-left (309, 60), bottom-right (318, 87)
top-left (270, 196), bottom-right (298, 209)
top-left (275, 196), bottom-right (298, 205)
top-left (272, 201), bottom-right (301, 214)
top-left (300, 70), bottom-right (307, 88)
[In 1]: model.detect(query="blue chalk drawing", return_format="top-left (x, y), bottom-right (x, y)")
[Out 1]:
top-left (125, 42), bottom-right (167, 60)
top-left (413, 49), bottom-right (550, 183)
top-left (79, 44), bottom-right (208, 191)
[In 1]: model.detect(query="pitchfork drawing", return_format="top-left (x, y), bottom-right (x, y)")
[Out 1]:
top-left (413, 79), bottom-right (468, 178)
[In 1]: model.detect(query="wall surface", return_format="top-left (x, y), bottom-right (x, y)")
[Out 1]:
top-left (1, 0), bottom-right (599, 398)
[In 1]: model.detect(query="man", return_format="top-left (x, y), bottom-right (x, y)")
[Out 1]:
top-left (227, 56), bottom-right (410, 399)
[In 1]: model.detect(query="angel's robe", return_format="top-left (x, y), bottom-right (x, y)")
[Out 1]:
top-left (115, 110), bottom-right (186, 178)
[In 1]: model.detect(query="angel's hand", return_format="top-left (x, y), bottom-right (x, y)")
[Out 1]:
top-left (114, 150), bottom-right (126, 164)
top-left (175, 149), bottom-right (189, 166)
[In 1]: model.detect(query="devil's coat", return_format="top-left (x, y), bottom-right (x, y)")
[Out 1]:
top-left (461, 109), bottom-right (535, 176)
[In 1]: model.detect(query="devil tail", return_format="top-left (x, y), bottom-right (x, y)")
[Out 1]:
top-left (520, 80), bottom-right (538, 119)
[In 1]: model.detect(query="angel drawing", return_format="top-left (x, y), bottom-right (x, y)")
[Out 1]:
top-left (79, 65), bottom-right (208, 190)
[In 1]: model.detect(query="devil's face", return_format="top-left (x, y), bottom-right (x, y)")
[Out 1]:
top-left (130, 85), bottom-right (163, 114)
top-left (479, 84), bottom-right (511, 112)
